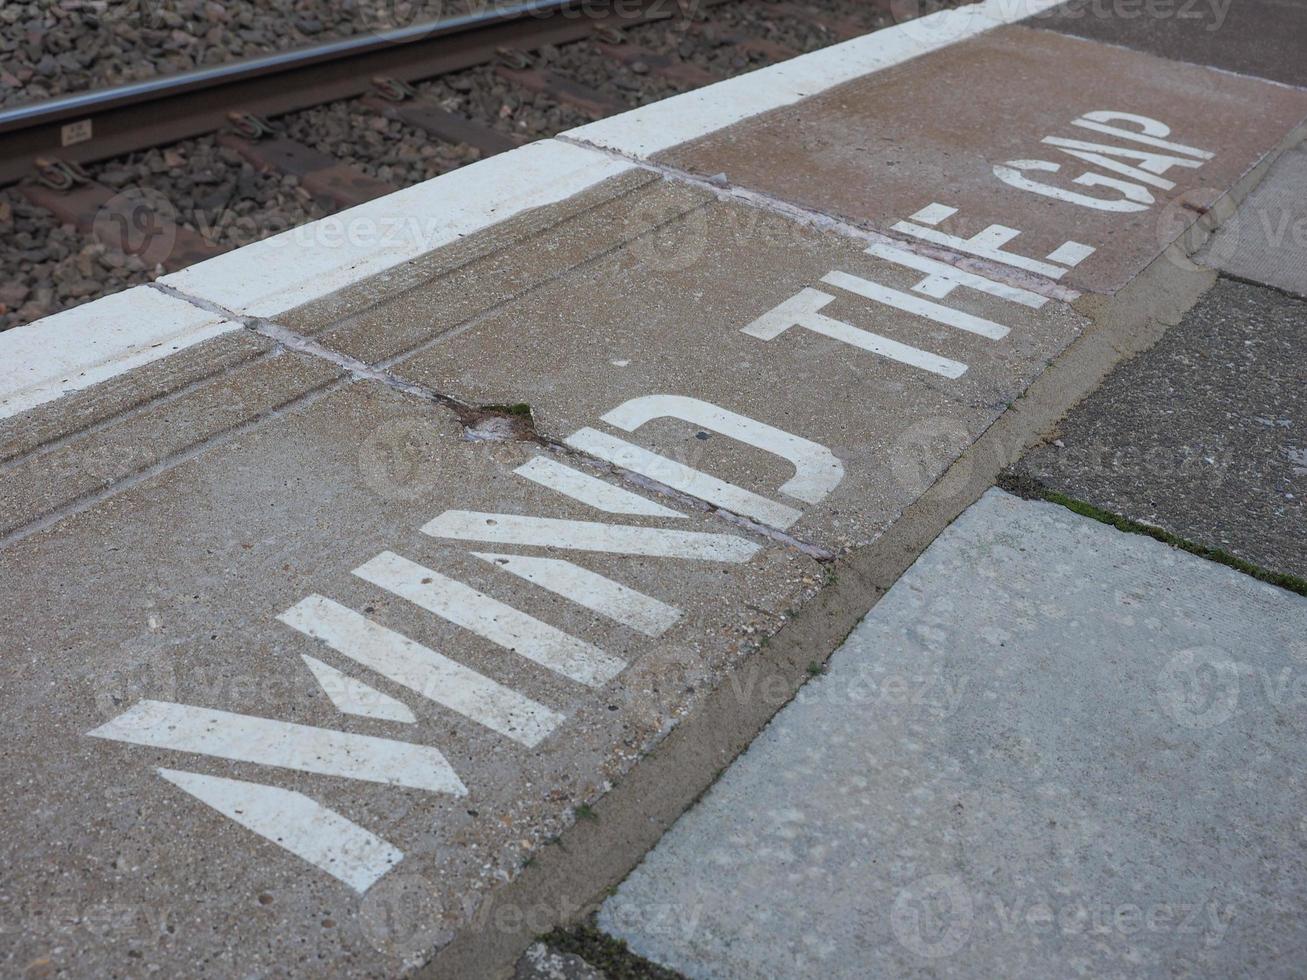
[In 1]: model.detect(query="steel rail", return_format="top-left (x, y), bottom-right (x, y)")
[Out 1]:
top-left (0, 0), bottom-right (687, 186)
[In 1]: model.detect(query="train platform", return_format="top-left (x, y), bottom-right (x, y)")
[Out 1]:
top-left (2, 1), bottom-right (1306, 976)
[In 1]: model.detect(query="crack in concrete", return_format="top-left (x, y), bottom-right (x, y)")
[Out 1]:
top-left (555, 135), bottom-right (1085, 303)
top-left (146, 282), bottom-right (837, 560)
top-left (151, 281), bottom-right (478, 416)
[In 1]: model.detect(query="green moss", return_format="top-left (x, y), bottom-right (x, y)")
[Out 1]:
top-left (539, 921), bottom-right (687, 979)
top-left (482, 402), bottom-right (533, 417)
top-left (1001, 474), bottom-right (1307, 599)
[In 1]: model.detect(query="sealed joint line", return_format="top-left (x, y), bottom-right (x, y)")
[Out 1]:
top-left (150, 281), bottom-right (480, 420)
top-left (152, 284), bottom-right (837, 560)
top-left (554, 135), bottom-right (1083, 304)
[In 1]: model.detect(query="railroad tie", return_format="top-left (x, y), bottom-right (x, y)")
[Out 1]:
top-left (21, 175), bottom-right (223, 273)
top-left (494, 65), bottom-right (627, 120)
top-left (218, 133), bottom-right (398, 210)
top-left (361, 94), bottom-right (523, 160)
top-left (768, 3), bottom-right (869, 42)
top-left (592, 40), bottom-right (721, 88)
top-left (690, 24), bottom-right (800, 62)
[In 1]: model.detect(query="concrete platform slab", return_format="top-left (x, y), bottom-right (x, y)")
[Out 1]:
top-left (1013, 277), bottom-right (1307, 582)
top-left (0, 372), bottom-right (824, 977)
top-left (625, 25), bottom-right (1307, 295)
top-left (4, 3), bottom-right (1296, 972)
top-left (0, 346), bottom-right (342, 542)
top-left (1197, 143), bottom-right (1307, 297)
top-left (600, 488), bottom-right (1307, 979)
top-left (1035, 0), bottom-right (1307, 89)
top-left (158, 140), bottom-right (634, 321)
top-left (0, 285), bottom-right (243, 422)
top-left (290, 176), bottom-right (1088, 554)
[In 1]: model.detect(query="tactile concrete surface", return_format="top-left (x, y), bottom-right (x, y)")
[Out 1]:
top-left (600, 489), bottom-right (1307, 979)
top-left (654, 25), bottom-right (1307, 294)
top-left (1015, 278), bottom-right (1307, 581)
top-left (1197, 142), bottom-right (1307, 298)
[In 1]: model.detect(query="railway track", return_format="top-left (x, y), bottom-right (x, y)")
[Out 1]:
top-left (0, 0), bottom-right (929, 331)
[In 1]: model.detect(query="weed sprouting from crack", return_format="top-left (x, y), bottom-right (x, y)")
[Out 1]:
top-left (458, 403), bottom-right (537, 442)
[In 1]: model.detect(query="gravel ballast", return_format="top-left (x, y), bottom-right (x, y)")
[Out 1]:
top-left (0, 0), bottom-right (509, 109)
top-left (1, 137), bottom-right (325, 330)
top-left (2, 0), bottom-right (965, 332)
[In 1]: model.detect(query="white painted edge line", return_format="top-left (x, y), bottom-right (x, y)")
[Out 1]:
top-left (0, 0), bottom-right (1062, 426)
top-left (0, 141), bottom-right (628, 425)
top-left (158, 139), bottom-right (634, 319)
top-left (0, 284), bottom-right (241, 423)
top-left (157, 767), bottom-right (404, 894)
top-left (562, 0), bottom-right (1068, 159)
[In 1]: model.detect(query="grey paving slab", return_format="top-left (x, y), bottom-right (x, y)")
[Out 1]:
top-left (1015, 277), bottom-right (1307, 582)
top-left (600, 488), bottom-right (1307, 979)
top-left (294, 175), bottom-right (1089, 554)
top-left (1197, 142), bottom-right (1307, 297)
top-left (0, 376), bottom-right (820, 977)
top-left (653, 24), bottom-right (1307, 295)
top-left (1035, 0), bottom-right (1307, 89)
